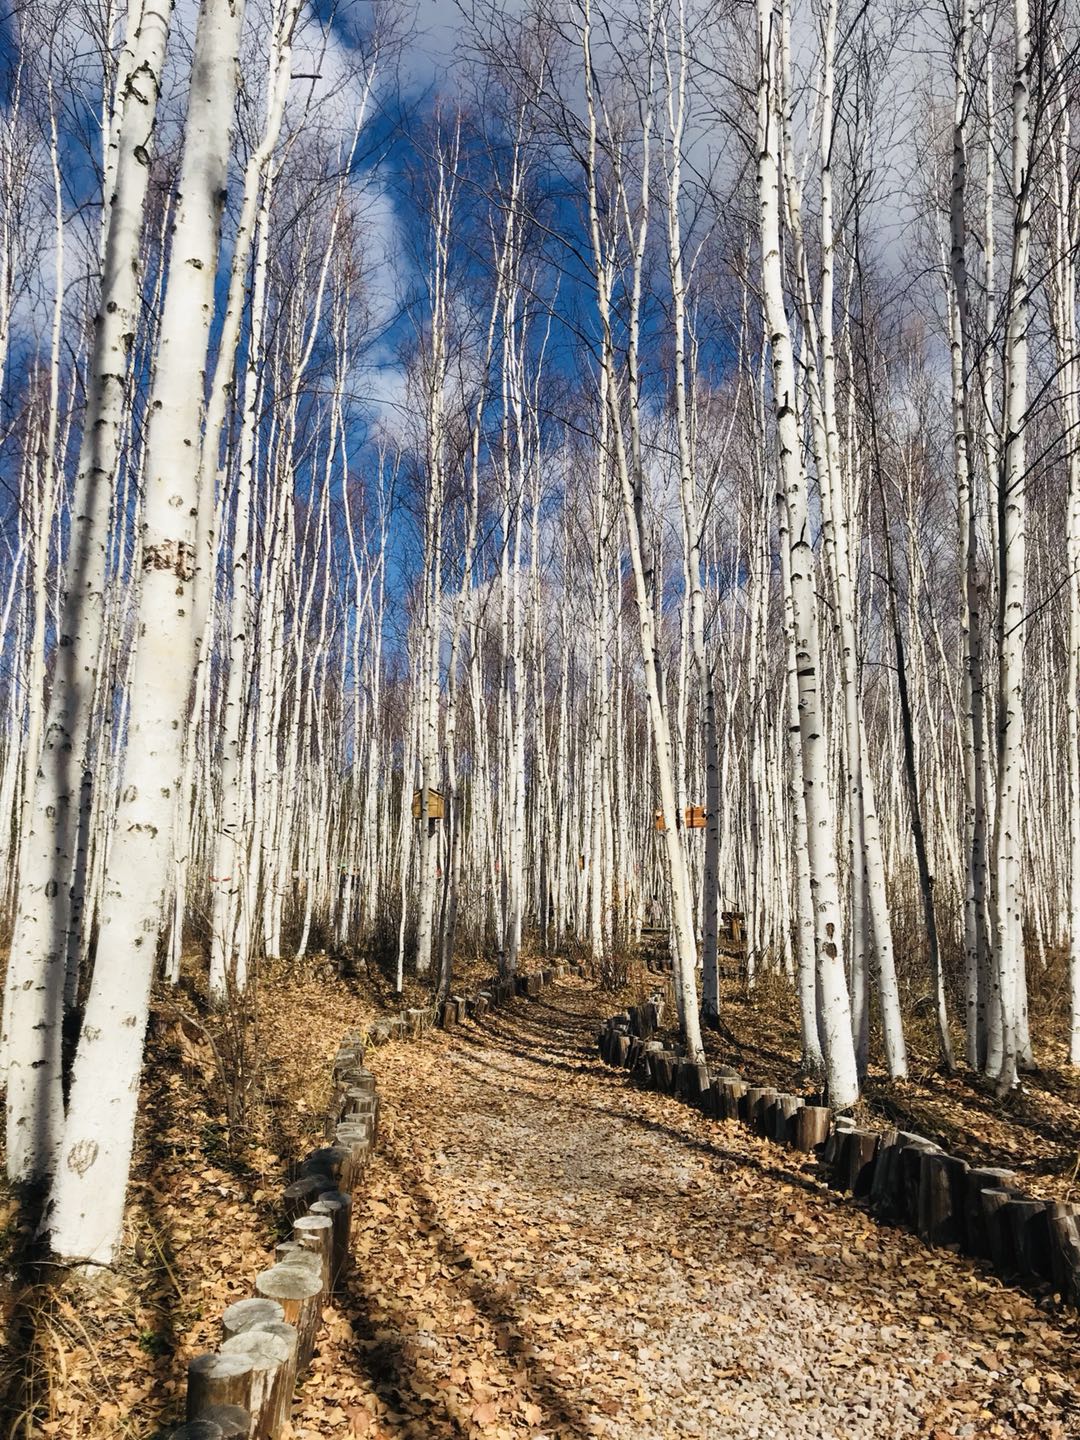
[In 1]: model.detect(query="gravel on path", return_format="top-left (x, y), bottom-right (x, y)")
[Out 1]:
top-left (295, 980), bottom-right (1080, 1440)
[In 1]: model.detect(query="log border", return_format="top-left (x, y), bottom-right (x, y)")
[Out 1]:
top-left (363, 960), bottom-right (579, 1043)
top-left (165, 1033), bottom-right (380, 1439)
top-left (596, 1010), bottom-right (1080, 1309)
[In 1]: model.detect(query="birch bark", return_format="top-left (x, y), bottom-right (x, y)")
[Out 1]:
top-left (47, 0), bottom-right (246, 1261)
top-left (3, 0), bottom-right (172, 1179)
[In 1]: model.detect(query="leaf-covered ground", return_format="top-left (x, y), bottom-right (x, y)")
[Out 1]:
top-left (2, 965), bottom-right (1079, 1439)
top-left (302, 979), bottom-right (1080, 1440)
top-left (693, 963), bottom-right (1080, 1204)
top-left (0, 960), bottom-right (378, 1439)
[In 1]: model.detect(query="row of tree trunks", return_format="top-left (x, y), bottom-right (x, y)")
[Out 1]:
top-left (170, 1032), bottom-right (377, 1438)
top-left (596, 1013), bottom-right (1080, 1306)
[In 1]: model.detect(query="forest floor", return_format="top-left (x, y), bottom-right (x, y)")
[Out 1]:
top-left (1, 963), bottom-right (1079, 1439)
top-left (679, 959), bottom-right (1080, 1205)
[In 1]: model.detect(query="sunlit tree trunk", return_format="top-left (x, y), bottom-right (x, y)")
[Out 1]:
top-left (47, 0), bottom-right (246, 1262)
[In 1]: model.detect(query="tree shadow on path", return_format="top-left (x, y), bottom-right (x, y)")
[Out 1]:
top-left (339, 1143), bottom-right (603, 1437)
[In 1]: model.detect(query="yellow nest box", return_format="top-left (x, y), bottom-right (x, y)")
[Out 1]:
top-left (411, 788), bottom-right (445, 820)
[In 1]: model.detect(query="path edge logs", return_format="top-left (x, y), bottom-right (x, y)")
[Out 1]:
top-left (596, 1009), bottom-right (1080, 1310)
top-left (364, 958), bottom-right (579, 1044)
top-left (170, 963), bottom-right (571, 1436)
top-left (165, 1033), bottom-right (379, 1440)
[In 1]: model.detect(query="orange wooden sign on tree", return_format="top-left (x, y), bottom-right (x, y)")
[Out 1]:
top-left (684, 804), bottom-right (705, 829)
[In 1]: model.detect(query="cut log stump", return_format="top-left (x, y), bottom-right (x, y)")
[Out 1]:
top-left (961, 1167), bottom-right (1016, 1258)
top-left (792, 1105), bottom-right (830, 1153)
top-left (254, 1264), bottom-right (322, 1371)
top-left (282, 1174), bottom-right (330, 1224)
top-left (293, 1213), bottom-right (334, 1297)
top-left (981, 1188), bottom-right (1017, 1274)
top-left (311, 1190), bottom-right (352, 1289)
top-left (1008, 1197), bottom-right (1052, 1281)
top-left (846, 1129), bottom-right (880, 1198)
top-left (917, 1152), bottom-right (969, 1248)
top-left (219, 1328), bottom-right (292, 1440)
top-left (221, 1299), bottom-right (284, 1344)
top-left (198, 1407), bottom-right (250, 1440)
top-left (300, 1147), bottom-right (351, 1194)
top-left (1047, 1203), bottom-right (1080, 1303)
top-left (187, 1355), bottom-right (252, 1421)
top-left (717, 1079), bottom-right (747, 1121)
top-left (772, 1095), bottom-right (803, 1145)
top-left (899, 1138), bottom-right (940, 1226)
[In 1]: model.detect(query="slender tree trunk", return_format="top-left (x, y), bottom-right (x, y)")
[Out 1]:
top-left (47, 0), bottom-right (245, 1262)
top-left (2, 0), bottom-right (172, 1179)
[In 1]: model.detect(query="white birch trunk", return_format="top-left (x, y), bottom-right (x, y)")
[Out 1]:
top-left (47, 0), bottom-right (245, 1261)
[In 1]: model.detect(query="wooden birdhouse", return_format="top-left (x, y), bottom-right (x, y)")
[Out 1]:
top-left (654, 809), bottom-right (666, 833)
top-left (411, 788), bottom-right (445, 820)
top-left (684, 804), bottom-right (706, 829)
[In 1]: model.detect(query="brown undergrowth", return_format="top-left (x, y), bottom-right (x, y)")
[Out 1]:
top-left (0, 956), bottom-right (380, 1440)
top-left (0, 942), bottom-right (541, 1440)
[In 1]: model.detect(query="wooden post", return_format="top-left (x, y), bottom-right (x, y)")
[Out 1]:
top-left (187, 1355), bottom-right (252, 1421)
top-left (275, 1240), bottom-right (317, 1268)
top-left (896, 1136), bottom-right (939, 1226)
top-left (872, 1131), bottom-right (934, 1222)
top-left (334, 1122), bottom-right (373, 1189)
top-left (679, 1059), bottom-right (709, 1104)
top-left (729, 1078), bottom-right (749, 1118)
top-left (194, 1406), bottom-right (251, 1439)
top-left (822, 1114), bottom-right (855, 1169)
top-left (1008, 1198), bottom-right (1052, 1281)
top-left (282, 1174), bottom-right (330, 1223)
top-left (253, 1320), bottom-right (299, 1432)
top-left (221, 1298), bottom-right (284, 1343)
top-left (981, 1188), bottom-right (1016, 1273)
top-left (639, 1042), bottom-right (662, 1087)
top-left (300, 1147), bottom-right (350, 1193)
top-left (1047, 1203), bottom-right (1080, 1303)
top-left (755, 1087), bottom-right (778, 1132)
top-left (917, 1152), bottom-right (969, 1248)
top-left (773, 1094), bottom-right (804, 1145)
top-left (293, 1213), bottom-right (334, 1298)
top-left (744, 1087), bottom-right (772, 1131)
top-left (846, 1129), bottom-right (880, 1197)
top-left (311, 1191), bottom-right (352, 1290)
top-left (792, 1105), bottom-right (830, 1152)
top-left (959, 1166), bottom-right (1017, 1257)
top-left (219, 1328), bottom-right (291, 1440)
top-left (344, 1089), bottom-right (378, 1119)
top-left (254, 1264), bottom-right (322, 1371)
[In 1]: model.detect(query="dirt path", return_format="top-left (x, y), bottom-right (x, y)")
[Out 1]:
top-left (294, 979), bottom-right (1080, 1440)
